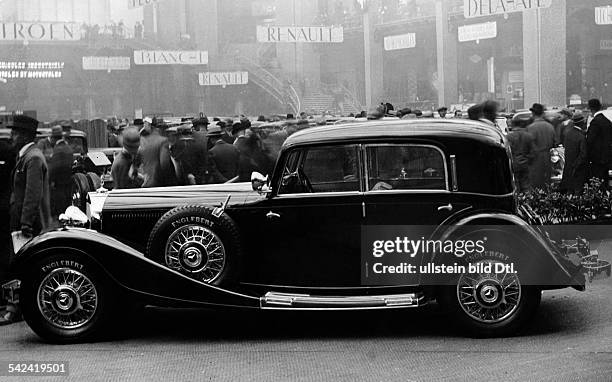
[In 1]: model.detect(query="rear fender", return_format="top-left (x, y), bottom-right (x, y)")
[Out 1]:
top-left (430, 212), bottom-right (586, 289)
top-left (11, 228), bottom-right (260, 308)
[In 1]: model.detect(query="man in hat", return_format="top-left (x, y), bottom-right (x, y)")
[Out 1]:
top-left (111, 128), bottom-right (143, 189)
top-left (437, 107), bottom-right (448, 119)
top-left (207, 125), bottom-right (240, 183)
top-left (561, 112), bottom-right (588, 194)
top-left (0, 138), bottom-right (16, 323)
top-left (37, 125), bottom-right (63, 162)
top-left (507, 113), bottom-right (536, 193)
top-left (527, 103), bottom-right (555, 189)
top-left (586, 99), bottom-right (612, 188)
top-left (2, 116), bottom-right (52, 325)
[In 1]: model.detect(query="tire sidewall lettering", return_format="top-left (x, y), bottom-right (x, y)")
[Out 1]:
top-left (170, 216), bottom-right (216, 230)
top-left (41, 260), bottom-right (85, 273)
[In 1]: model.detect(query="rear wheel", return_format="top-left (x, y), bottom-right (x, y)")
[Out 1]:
top-left (439, 252), bottom-right (541, 337)
top-left (20, 253), bottom-right (116, 343)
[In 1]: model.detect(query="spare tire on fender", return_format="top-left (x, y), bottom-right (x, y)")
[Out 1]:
top-left (146, 205), bottom-right (242, 287)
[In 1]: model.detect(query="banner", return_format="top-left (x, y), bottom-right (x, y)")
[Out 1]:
top-left (83, 56), bottom-right (131, 71)
top-left (134, 51), bottom-right (208, 65)
top-left (128, 0), bottom-right (164, 10)
top-left (0, 22), bottom-right (81, 41)
top-left (464, 0), bottom-right (552, 19)
top-left (458, 22), bottom-right (497, 42)
top-left (384, 33), bottom-right (416, 51)
top-left (0, 61), bottom-right (64, 79)
top-left (199, 72), bottom-right (249, 86)
top-left (595, 6), bottom-right (612, 25)
top-left (257, 25), bottom-right (344, 43)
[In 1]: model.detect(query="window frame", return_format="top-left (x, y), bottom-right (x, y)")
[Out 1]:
top-left (276, 143), bottom-right (364, 197)
top-left (363, 143), bottom-right (449, 194)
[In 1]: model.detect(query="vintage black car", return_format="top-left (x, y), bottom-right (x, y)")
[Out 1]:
top-left (10, 119), bottom-right (601, 343)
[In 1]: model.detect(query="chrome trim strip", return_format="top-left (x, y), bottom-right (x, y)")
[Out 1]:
top-left (261, 292), bottom-right (423, 309)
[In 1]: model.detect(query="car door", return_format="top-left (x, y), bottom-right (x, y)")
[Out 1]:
top-left (361, 143), bottom-right (471, 285)
top-left (243, 144), bottom-right (365, 287)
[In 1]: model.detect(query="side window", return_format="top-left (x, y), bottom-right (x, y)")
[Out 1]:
top-left (367, 145), bottom-right (446, 191)
top-left (278, 145), bottom-right (360, 194)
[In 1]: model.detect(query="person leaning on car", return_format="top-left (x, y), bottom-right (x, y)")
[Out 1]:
top-left (2, 116), bottom-right (52, 325)
top-left (586, 99), bottom-right (612, 189)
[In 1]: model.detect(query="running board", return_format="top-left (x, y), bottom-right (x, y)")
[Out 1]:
top-left (261, 292), bottom-right (424, 310)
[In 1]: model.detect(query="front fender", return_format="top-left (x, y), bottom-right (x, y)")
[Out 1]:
top-left (11, 228), bottom-right (260, 308)
top-left (432, 212), bottom-right (586, 289)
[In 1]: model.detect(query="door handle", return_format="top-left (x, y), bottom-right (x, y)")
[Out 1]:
top-left (266, 211), bottom-right (281, 220)
top-left (437, 203), bottom-right (453, 212)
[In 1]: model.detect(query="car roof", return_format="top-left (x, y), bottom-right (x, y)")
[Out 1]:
top-left (282, 119), bottom-right (505, 149)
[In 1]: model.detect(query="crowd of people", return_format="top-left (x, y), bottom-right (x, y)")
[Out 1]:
top-left (107, 116), bottom-right (277, 190)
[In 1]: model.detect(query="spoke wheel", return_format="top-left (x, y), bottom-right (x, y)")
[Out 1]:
top-left (456, 260), bottom-right (521, 324)
top-left (37, 268), bottom-right (98, 330)
top-left (165, 225), bottom-right (226, 283)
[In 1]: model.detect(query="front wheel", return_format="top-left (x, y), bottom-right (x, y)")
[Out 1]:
top-left (20, 254), bottom-right (116, 343)
top-left (439, 255), bottom-right (541, 338)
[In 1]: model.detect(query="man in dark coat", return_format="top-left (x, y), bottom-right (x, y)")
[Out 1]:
top-left (586, 99), bottom-right (612, 188)
top-left (0, 140), bottom-right (16, 317)
top-left (37, 125), bottom-right (63, 162)
top-left (507, 114), bottom-right (536, 193)
top-left (111, 128), bottom-right (144, 189)
top-left (49, 136), bottom-right (74, 218)
top-left (2, 116), bottom-right (52, 325)
top-left (561, 113), bottom-right (588, 194)
top-left (527, 103), bottom-right (556, 189)
top-left (207, 125), bottom-right (240, 183)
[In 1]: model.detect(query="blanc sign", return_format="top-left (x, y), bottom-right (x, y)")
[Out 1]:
top-left (458, 22), bottom-right (497, 42)
top-left (464, 0), bottom-right (552, 19)
top-left (384, 33), bottom-right (416, 51)
top-left (83, 56), bottom-right (131, 71)
top-left (257, 25), bottom-right (344, 43)
top-left (199, 72), bottom-right (249, 87)
top-left (134, 51), bottom-right (208, 65)
top-left (0, 22), bottom-right (81, 41)
top-left (128, 0), bottom-right (164, 10)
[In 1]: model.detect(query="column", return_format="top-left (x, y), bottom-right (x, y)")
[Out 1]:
top-left (364, 0), bottom-right (383, 109)
top-left (435, 0), bottom-right (458, 108)
top-left (523, 0), bottom-right (567, 107)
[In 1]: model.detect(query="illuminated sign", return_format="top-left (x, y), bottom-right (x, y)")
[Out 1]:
top-left (0, 22), bottom-right (81, 41)
top-left (134, 51), bottom-right (208, 65)
top-left (384, 33), bottom-right (416, 51)
top-left (464, 0), bottom-right (552, 19)
top-left (199, 72), bottom-right (249, 86)
top-left (458, 22), bottom-right (497, 42)
top-left (595, 7), bottom-right (612, 25)
top-left (128, 0), bottom-right (164, 10)
top-left (83, 56), bottom-right (131, 71)
top-left (0, 61), bottom-right (64, 79)
top-left (257, 26), bottom-right (344, 43)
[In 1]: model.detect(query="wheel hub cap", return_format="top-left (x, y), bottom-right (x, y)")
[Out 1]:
top-left (166, 225), bottom-right (226, 283)
top-left (37, 268), bottom-right (98, 329)
top-left (457, 260), bottom-right (521, 324)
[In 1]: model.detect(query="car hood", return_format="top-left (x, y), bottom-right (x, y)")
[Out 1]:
top-left (103, 183), bottom-right (265, 211)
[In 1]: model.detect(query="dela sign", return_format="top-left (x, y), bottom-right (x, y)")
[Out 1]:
top-left (464, 0), bottom-right (552, 19)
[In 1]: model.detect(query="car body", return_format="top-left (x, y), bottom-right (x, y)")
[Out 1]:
top-left (10, 119), bottom-right (601, 343)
